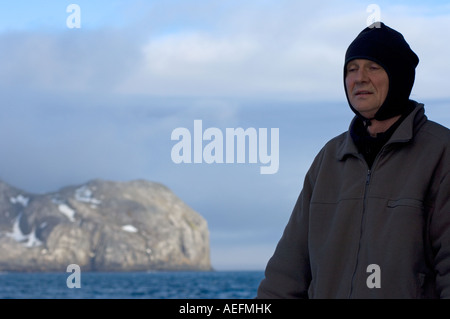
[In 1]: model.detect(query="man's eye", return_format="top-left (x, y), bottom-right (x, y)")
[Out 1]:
top-left (348, 68), bottom-right (357, 72)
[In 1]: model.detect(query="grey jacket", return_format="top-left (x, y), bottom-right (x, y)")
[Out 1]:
top-left (257, 103), bottom-right (450, 298)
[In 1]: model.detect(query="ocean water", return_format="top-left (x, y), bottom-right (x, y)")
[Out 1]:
top-left (0, 271), bottom-right (264, 299)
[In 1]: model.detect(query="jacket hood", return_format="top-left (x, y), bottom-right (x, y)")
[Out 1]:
top-left (344, 22), bottom-right (419, 121)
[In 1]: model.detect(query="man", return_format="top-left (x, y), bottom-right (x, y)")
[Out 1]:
top-left (256, 22), bottom-right (450, 298)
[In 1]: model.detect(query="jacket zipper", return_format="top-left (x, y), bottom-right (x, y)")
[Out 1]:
top-left (366, 170), bottom-right (372, 185)
top-left (347, 138), bottom-right (404, 297)
top-left (349, 167), bottom-right (373, 298)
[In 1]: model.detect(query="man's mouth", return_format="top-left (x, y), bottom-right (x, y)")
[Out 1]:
top-left (354, 90), bottom-right (373, 96)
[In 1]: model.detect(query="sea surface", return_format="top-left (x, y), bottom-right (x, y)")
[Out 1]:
top-left (0, 271), bottom-right (264, 299)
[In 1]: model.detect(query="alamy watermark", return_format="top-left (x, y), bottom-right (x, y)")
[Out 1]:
top-left (366, 264), bottom-right (381, 289)
top-left (66, 264), bottom-right (81, 288)
top-left (171, 120), bottom-right (279, 174)
top-left (66, 4), bottom-right (81, 29)
top-left (367, 4), bottom-right (381, 28)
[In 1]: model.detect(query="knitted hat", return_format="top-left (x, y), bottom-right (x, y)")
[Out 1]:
top-left (344, 22), bottom-right (419, 121)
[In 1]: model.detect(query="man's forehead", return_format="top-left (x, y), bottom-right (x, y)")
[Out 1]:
top-left (347, 59), bottom-right (382, 67)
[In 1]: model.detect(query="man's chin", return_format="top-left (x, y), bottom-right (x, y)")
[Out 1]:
top-left (352, 104), bottom-right (378, 119)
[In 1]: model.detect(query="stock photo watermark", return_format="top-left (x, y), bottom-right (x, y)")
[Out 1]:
top-left (171, 120), bottom-right (279, 174)
top-left (178, 264), bottom-right (379, 315)
top-left (66, 264), bottom-right (81, 288)
top-left (366, 264), bottom-right (381, 289)
top-left (66, 4), bottom-right (81, 29)
top-left (367, 4), bottom-right (381, 28)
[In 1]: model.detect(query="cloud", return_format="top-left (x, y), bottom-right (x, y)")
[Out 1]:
top-left (0, 29), bottom-right (143, 93)
top-left (0, 1), bottom-right (359, 100)
top-left (1, 1), bottom-right (449, 101)
top-left (116, 1), bottom-right (450, 101)
top-left (117, 2), bottom-right (359, 99)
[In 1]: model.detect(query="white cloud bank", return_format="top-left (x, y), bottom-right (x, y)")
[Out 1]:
top-left (1, 1), bottom-right (449, 101)
top-left (115, 1), bottom-right (450, 101)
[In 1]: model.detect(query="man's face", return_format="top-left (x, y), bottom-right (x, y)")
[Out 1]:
top-left (345, 59), bottom-right (389, 119)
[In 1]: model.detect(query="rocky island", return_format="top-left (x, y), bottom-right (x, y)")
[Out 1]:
top-left (0, 179), bottom-right (212, 272)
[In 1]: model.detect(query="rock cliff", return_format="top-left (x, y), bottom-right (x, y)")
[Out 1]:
top-left (0, 179), bottom-right (211, 272)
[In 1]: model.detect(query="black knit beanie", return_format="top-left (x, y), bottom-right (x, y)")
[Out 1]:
top-left (344, 22), bottom-right (419, 121)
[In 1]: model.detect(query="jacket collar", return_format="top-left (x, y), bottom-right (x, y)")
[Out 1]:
top-left (337, 101), bottom-right (426, 161)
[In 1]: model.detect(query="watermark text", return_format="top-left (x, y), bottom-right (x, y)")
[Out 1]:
top-left (171, 120), bottom-right (279, 174)
top-left (367, 4), bottom-right (381, 28)
top-left (66, 264), bottom-right (81, 288)
top-left (66, 4), bottom-right (81, 29)
top-left (366, 264), bottom-right (381, 288)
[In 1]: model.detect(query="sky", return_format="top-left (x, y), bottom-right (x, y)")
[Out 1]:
top-left (0, 0), bottom-right (449, 271)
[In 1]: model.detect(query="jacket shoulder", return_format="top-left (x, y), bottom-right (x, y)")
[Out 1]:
top-left (325, 131), bottom-right (349, 148)
top-left (421, 120), bottom-right (450, 142)
top-left (307, 131), bottom-right (351, 175)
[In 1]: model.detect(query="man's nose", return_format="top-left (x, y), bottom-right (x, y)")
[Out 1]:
top-left (354, 68), bottom-right (369, 83)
